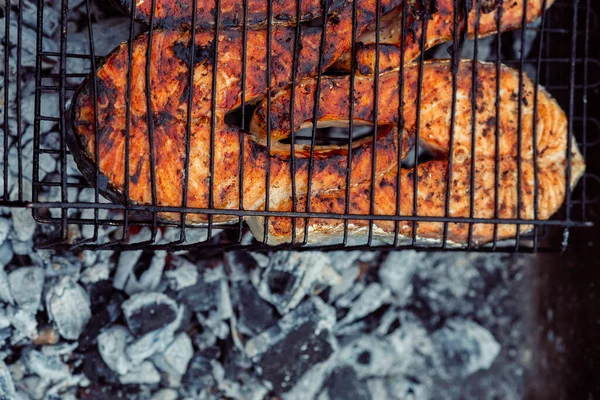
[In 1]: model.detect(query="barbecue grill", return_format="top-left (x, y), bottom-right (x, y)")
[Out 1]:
top-left (1, 0), bottom-right (598, 252)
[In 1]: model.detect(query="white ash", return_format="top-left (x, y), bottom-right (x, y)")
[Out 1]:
top-left (431, 319), bottom-right (501, 380)
top-left (23, 348), bottom-right (70, 383)
top-left (256, 252), bottom-right (340, 314)
top-left (120, 361), bottom-right (161, 385)
top-left (335, 283), bottom-right (391, 329)
top-left (0, 361), bottom-right (16, 399)
top-left (45, 277), bottom-right (92, 340)
top-left (97, 325), bottom-right (134, 376)
top-left (7, 264), bottom-right (44, 314)
top-left (152, 332), bottom-right (194, 379)
top-left (114, 250), bottom-right (166, 295)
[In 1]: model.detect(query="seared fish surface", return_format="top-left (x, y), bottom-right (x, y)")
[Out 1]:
top-left (249, 60), bottom-right (585, 245)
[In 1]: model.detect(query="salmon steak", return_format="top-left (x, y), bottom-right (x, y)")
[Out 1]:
top-left (68, 0), bottom-right (582, 246)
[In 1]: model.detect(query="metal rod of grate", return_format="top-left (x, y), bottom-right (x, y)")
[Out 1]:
top-left (0, 0), bottom-right (598, 252)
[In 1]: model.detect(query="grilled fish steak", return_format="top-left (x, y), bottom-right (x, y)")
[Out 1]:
top-left (249, 60), bottom-right (585, 245)
top-left (333, 0), bottom-right (556, 74)
top-left (70, 0), bottom-right (410, 227)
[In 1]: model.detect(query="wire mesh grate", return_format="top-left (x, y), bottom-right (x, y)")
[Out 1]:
top-left (1, 0), bottom-right (598, 252)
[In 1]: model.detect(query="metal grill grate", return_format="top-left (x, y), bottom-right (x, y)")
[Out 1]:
top-left (1, 0), bottom-right (598, 252)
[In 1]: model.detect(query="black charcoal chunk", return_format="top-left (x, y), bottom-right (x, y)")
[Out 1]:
top-left (232, 281), bottom-right (277, 336)
top-left (81, 350), bottom-right (120, 385)
top-left (79, 292), bottom-right (125, 351)
top-left (122, 293), bottom-right (179, 336)
top-left (246, 298), bottom-right (337, 393)
top-left (114, 251), bottom-right (166, 295)
top-left (431, 319), bottom-right (500, 380)
top-left (257, 252), bottom-right (340, 314)
top-left (337, 336), bottom-right (399, 379)
top-left (45, 277), bottom-right (92, 340)
top-left (325, 366), bottom-right (370, 400)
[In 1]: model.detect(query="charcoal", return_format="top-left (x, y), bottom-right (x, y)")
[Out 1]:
top-left (0, 217), bottom-right (9, 248)
top-left (8, 267), bottom-right (44, 314)
top-left (24, 349), bottom-right (70, 383)
top-left (378, 251), bottom-right (421, 304)
top-left (79, 292), bottom-right (125, 351)
top-left (165, 258), bottom-right (198, 291)
top-left (7, 307), bottom-right (37, 340)
top-left (41, 341), bottom-right (79, 357)
top-left (10, 240), bottom-right (33, 256)
top-left (172, 267), bottom-right (223, 314)
top-left (152, 332), bottom-right (194, 378)
top-left (119, 361), bottom-right (161, 385)
top-left (97, 326), bottom-right (134, 376)
top-left (257, 252), bottom-right (340, 314)
top-left (324, 366), bottom-right (369, 400)
top-left (46, 277), bottom-right (92, 340)
top-left (388, 313), bottom-right (435, 375)
top-left (337, 336), bottom-right (399, 379)
top-left (283, 356), bottom-right (335, 400)
top-left (114, 251), bottom-right (166, 295)
top-left (10, 208), bottom-right (35, 242)
top-left (328, 264), bottom-right (360, 304)
top-left (125, 303), bottom-right (184, 365)
top-left (387, 375), bottom-right (431, 400)
top-left (246, 298), bottom-right (337, 393)
top-left (46, 255), bottom-right (81, 278)
top-left (0, 242), bottom-right (13, 269)
top-left (0, 266), bottom-right (14, 304)
top-left (224, 251), bottom-right (259, 281)
top-left (0, 361), bottom-right (16, 400)
top-left (218, 372), bottom-right (269, 400)
top-left (336, 283), bottom-right (391, 328)
top-left (80, 263), bottom-right (111, 285)
top-left (150, 389), bottom-right (179, 400)
top-left (411, 254), bottom-right (481, 325)
top-left (80, 349), bottom-right (120, 386)
top-left (122, 293), bottom-right (179, 337)
top-left (183, 354), bottom-right (217, 394)
top-left (232, 281), bottom-right (277, 336)
top-left (431, 319), bottom-right (500, 380)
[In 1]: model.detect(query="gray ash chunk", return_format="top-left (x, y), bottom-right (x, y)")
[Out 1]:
top-left (119, 361), bottom-right (161, 385)
top-left (336, 283), bottom-right (391, 329)
top-left (183, 354), bottom-right (217, 395)
top-left (246, 298), bottom-right (337, 394)
top-left (97, 325), bottom-right (134, 376)
top-left (337, 336), bottom-right (399, 379)
top-left (8, 267), bottom-right (44, 314)
top-left (23, 349), bottom-right (70, 383)
top-left (257, 252), bottom-right (340, 314)
top-left (0, 361), bottom-right (16, 400)
top-left (324, 366), bottom-right (370, 400)
top-left (378, 251), bottom-right (422, 305)
top-left (114, 251), bottom-right (166, 295)
top-left (122, 293), bottom-right (179, 337)
top-left (152, 332), bottom-right (194, 378)
top-left (232, 281), bottom-right (278, 336)
top-left (45, 277), bottom-right (92, 340)
top-left (431, 319), bottom-right (501, 380)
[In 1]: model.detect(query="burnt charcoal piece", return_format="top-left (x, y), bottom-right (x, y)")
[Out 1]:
top-left (246, 298), bottom-right (337, 393)
top-left (81, 350), bottom-right (121, 386)
top-left (256, 322), bottom-right (334, 393)
top-left (176, 279), bottom-right (221, 314)
top-left (325, 367), bottom-right (370, 400)
top-left (233, 281), bottom-right (277, 336)
top-left (79, 293), bottom-right (126, 351)
top-left (257, 252), bottom-right (339, 314)
top-left (183, 354), bottom-right (216, 394)
top-left (122, 293), bottom-right (179, 336)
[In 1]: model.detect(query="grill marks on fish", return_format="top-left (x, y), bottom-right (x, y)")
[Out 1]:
top-left (333, 0), bottom-right (556, 75)
top-left (249, 60), bottom-right (585, 245)
top-left (70, 0), bottom-right (407, 225)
